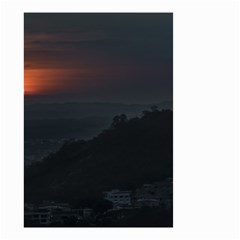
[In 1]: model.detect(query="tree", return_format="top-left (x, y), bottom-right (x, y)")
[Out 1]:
top-left (111, 114), bottom-right (127, 129)
top-left (150, 105), bottom-right (159, 112)
top-left (93, 199), bottom-right (113, 214)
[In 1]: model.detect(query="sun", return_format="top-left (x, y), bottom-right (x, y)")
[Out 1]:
top-left (24, 69), bottom-right (39, 96)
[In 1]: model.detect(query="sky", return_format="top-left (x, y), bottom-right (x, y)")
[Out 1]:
top-left (24, 13), bottom-right (173, 104)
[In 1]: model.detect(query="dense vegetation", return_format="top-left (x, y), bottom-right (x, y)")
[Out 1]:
top-left (25, 108), bottom-right (173, 206)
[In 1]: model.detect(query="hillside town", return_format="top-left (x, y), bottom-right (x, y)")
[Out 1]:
top-left (25, 178), bottom-right (173, 227)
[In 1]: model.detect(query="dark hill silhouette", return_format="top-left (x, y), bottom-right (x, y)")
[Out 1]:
top-left (24, 108), bottom-right (173, 204)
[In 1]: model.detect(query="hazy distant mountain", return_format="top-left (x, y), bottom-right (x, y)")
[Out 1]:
top-left (24, 101), bottom-right (173, 120)
top-left (24, 117), bottom-right (111, 140)
top-left (24, 101), bottom-right (172, 140)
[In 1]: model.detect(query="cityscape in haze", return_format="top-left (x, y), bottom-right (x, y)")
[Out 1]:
top-left (24, 13), bottom-right (173, 227)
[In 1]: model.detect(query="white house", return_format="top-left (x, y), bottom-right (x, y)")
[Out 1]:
top-left (103, 189), bottom-right (132, 206)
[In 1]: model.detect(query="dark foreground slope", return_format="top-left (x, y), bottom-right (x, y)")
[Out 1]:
top-left (25, 109), bottom-right (173, 204)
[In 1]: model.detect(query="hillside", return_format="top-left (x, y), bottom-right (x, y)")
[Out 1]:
top-left (24, 108), bottom-right (173, 205)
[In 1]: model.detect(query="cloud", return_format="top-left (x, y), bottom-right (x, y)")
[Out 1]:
top-left (25, 31), bottom-right (108, 50)
top-left (24, 13), bottom-right (173, 103)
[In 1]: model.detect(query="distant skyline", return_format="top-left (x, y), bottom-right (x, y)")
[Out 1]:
top-left (24, 13), bottom-right (173, 104)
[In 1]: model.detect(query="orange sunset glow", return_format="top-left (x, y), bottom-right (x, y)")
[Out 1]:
top-left (24, 13), bottom-right (173, 103)
top-left (24, 69), bottom-right (57, 95)
top-left (24, 68), bottom-right (94, 96)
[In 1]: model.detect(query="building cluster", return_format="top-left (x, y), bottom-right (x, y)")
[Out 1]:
top-left (103, 178), bottom-right (173, 209)
top-left (24, 201), bottom-right (94, 226)
top-left (25, 178), bottom-right (172, 226)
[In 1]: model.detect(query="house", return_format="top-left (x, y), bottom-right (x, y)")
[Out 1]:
top-left (24, 209), bottom-right (52, 225)
top-left (135, 198), bottom-right (160, 207)
top-left (38, 201), bottom-right (71, 212)
top-left (83, 208), bottom-right (94, 219)
top-left (103, 189), bottom-right (132, 207)
top-left (134, 178), bottom-right (173, 208)
top-left (24, 203), bottom-right (35, 211)
top-left (50, 209), bottom-right (79, 224)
